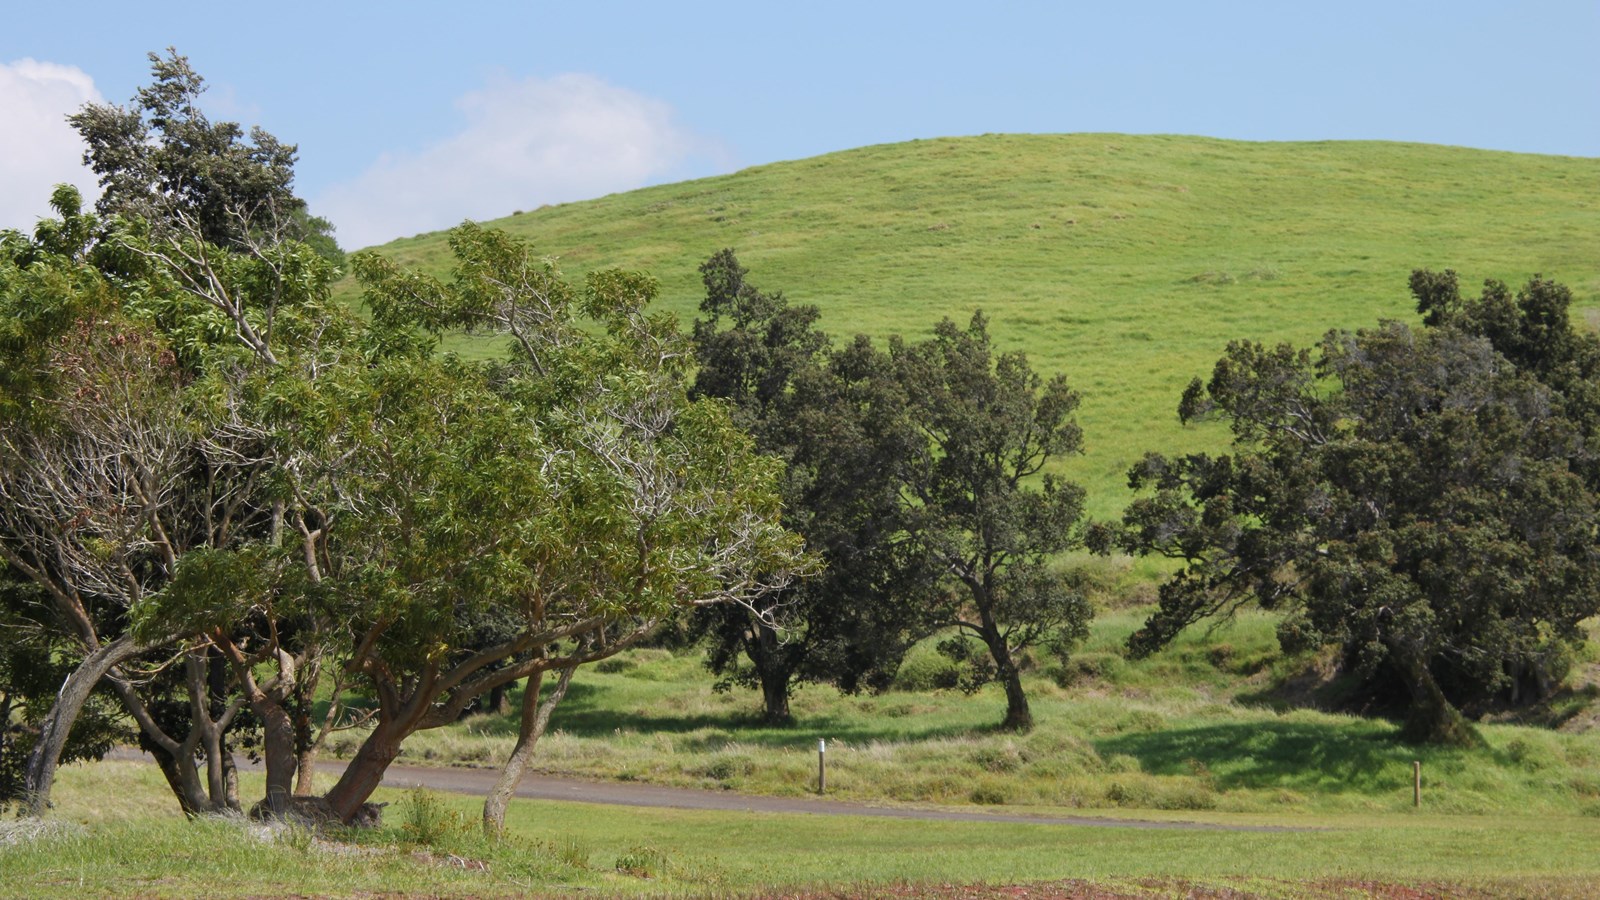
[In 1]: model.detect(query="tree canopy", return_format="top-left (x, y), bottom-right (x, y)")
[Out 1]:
top-left (689, 249), bottom-right (927, 723)
top-left (1096, 273), bottom-right (1600, 745)
top-left (0, 55), bottom-right (802, 828)
top-left (891, 312), bottom-right (1092, 732)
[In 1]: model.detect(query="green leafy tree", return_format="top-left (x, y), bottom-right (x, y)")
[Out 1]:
top-left (1096, 275), bottom-right (1600, 745)
top-left (0, 184), bottom-right (355, 816)
top-left (308, 226), bottom-right (808, 830)
top-left (690, 250), bottom-right (928, 723)
top-left (890, 312), bottom-right (1093, 732)
top-left (69, 48), bottom-right (340, 257)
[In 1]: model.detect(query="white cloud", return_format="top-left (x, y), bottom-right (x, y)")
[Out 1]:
top-left (316, 73), bottom-right (723, 249)
top-left (0, 59), bottom-right (102, 231)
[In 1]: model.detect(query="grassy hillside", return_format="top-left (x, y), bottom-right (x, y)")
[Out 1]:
top-left (354, 134), bottom-right (1600, 516)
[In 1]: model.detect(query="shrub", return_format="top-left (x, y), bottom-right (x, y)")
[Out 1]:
top-left (556, 837), bottom-right (590, 869)
top-left (615, 845), bottom-right (669, 878)
top-left (968, 779), bottom-right (1012, 805)
top-left (892, 645), bottom-right (963, 692)
top-left (399, 788), bottom-right (466, 846)
top-left (969, 743), bottom-right (1026, 774)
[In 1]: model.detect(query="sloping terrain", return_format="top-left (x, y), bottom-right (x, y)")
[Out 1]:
top-left (355, 134), bottom-right (1600, 514)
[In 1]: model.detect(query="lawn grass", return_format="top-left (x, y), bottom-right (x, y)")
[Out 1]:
top-left (343, 134), bottom-right (1600, 518)
top-left (349, 608), bottom-right (1600, 820)
top-left (10, 612), bottom-right (1597, 896)
top-left (6, 759), bottom-right (1598, 897)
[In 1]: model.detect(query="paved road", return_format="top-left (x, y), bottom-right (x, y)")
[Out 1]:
top-left (106, 748), bottom-right (1292, 832)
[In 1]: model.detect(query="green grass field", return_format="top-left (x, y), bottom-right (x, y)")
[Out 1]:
top-left (378, 609), bottom-right (1600, 820)
top-left (349, 134), bottom-right (1600, 516)
top-left (7, 610), bottom-right (1597, 896)
top-left (6, 758), bottom-right (1600, 898)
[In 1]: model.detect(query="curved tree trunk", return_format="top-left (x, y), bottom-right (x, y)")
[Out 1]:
top-left (1391, 641), bottom-right (1481, 747)
top-left (483, 666), bottom-right (576, 834)
top-left (323, 718), bottom-right (409, 822)
top-left (976, 617), bottom-right (1032, 732)
top-left (22, 633), bottom-right (149, 816)
top-left (998, 666), bottom-right (1033, 732)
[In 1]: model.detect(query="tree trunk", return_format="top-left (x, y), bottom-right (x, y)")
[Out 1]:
top-left (145, 741), bottom-right (205, 816)
top-left (998, 665), bottom-right (1033, 732)
top-left (292, 652), bottom-right (322, 795)
top-left (1391, 641), bottom-right (1481, 747)
top-left (294, 742), bottom-right (319, 796)
top-left (487, 682), bottom-right (511, 717)
top-left (483, 666), bottom-right (576, 834)
top-left (250, 695), bottom-right (299, 816)
top-left (759, 670), bottom-right (793, 725)
top-left (106, 674), bottom-right (218, 815)
top-left (323, 718), bottom-right (408, 823)
top-left (218, 637), bottom-right (299, 817)
top-left (749, 618), bottom-right (794, 725)
top-left (22, 633), bottom-right (148, 816)
top-left (976, 619), bottom-right (1032, 732)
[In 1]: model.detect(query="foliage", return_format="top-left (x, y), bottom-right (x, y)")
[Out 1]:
top-left (69, 48), bottom-right (339, 257)
top-left (398, 787), bottom-right (469, 846)
top-left (889, 312), bottom-right (1093, 731)
top-left (688, 249), bottom-right (927, 722)
top-left (1095, 274), bottom-right (1600, 744)
top-left (303, 225), bottom-right (807, 824)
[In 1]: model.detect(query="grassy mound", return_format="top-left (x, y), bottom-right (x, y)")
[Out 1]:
top-left (351, 134), bottom-right (1600, 516)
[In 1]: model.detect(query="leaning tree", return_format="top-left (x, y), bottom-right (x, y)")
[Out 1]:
top-left (297, 225), bottom-right (810, 830)
top-left (1096, 274), bottom-right (1600, 745)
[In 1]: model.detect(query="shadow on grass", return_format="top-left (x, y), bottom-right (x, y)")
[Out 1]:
top-left (461, 681), bottom-right (997, 748)
top-left (1095, 719), bottom-right (1411, 794)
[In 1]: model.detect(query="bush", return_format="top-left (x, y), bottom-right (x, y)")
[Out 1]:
top-left (615, 845), bottom-right (669, 878)
top-left (892, 645), bottom-right (963, 692)
top-left (399, 788), bottom-right (467, 846)
top-left (969, 743), bottom-right (1026, 774)
top-left (968, 780), bottom-right (1012, 805)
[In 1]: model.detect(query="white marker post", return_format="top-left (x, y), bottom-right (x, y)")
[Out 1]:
top-left (817, 738), bottom-right (826, 794)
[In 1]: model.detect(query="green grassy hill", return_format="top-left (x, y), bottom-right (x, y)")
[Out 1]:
top-left (356, 134), bottom-right (1600, 516)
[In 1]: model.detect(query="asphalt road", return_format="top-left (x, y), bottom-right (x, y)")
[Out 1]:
top-left (106, 747), bottom-right (1291, 832)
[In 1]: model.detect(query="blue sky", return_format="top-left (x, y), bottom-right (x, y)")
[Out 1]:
top-left (4, 1), bottom-right (1595, 248)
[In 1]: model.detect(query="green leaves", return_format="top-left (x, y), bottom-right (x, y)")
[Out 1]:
top-left (1108, 273), bottom-right (1600, 744)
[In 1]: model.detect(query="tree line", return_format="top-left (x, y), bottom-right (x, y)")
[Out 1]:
top-left (5, 51), bottom-right (1598, 831)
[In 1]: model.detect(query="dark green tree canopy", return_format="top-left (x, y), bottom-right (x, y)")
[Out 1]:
top-left (689, 250), bottom-right (926, 722)
top-left (891, 312), bottom-right (1092, 732)
top-left (1097, 273), bottom-right (1600, 745)
top-left (69, 49), bottom-right (338, 259)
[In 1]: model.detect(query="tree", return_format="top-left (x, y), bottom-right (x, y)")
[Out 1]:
top-left (307, 226), bottom-right (808, 830)
top-left (69, 48), bottom-right (340, 257)
top-left (0, 184), bottom-right (353, 816)
top-left (689, 250), bottom-right (928, 723)
top-left (0, 571), bottom-right (127, 809)
top-left (1096, 275), bottom-right (1600, 745)
top-left (890, 313), bottom-right (1093, 732)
